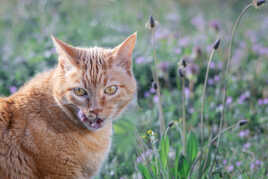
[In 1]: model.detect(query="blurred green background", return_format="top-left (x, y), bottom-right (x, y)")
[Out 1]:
top-left (0, 0), bottom-right (268, 178)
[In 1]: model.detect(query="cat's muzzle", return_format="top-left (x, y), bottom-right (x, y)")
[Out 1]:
top-left (77, 110), bottom-right (104, 130)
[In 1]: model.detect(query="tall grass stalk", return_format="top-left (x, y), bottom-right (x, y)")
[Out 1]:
top-left (181, 77), bottom-right (186, 155)
top-left (149, 16), bottom-right (165, 136)
top-left (188, 39), bottom-right (220, 178)
top-left (200, 38), bottom-right (220, 145)
top-left (178, 58), bottom-right (187, 155)
top-left (209, 2), bottom-right (255, 175)
top-left (218, 2), bottom-right (253, 147)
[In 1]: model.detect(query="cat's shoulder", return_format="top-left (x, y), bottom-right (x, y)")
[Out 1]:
top-left (0, 97), bottom-right (15, 129)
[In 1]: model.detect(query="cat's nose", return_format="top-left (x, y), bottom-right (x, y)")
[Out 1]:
top-left (89, 108), bottom-right (103, 116)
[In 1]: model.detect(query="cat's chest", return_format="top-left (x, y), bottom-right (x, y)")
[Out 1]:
top-left (28, 119), bottom-right (113, 178)
top-left (78, 133), bottom-right (112, 177)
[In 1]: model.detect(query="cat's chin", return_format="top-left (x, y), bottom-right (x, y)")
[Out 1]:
top-left (77, 110), bottom-right (105, 131)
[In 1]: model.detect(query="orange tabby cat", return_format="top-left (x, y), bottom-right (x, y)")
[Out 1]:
top-left (0, 33), bottom-right (137, 179)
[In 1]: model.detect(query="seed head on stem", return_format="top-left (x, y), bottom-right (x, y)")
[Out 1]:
top-left (253, 0), bottom-right (266, 8)
top-left (177, 57), bottom-right (187, 78)
top-left (146, 15), bottom-right (159, 30)
top-left (147, 16), bottom-right (165, 135)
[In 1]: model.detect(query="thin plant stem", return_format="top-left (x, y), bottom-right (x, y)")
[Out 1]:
top-left (151, 28), bottom-right (165, 136)
top-left (187, 39), bottom-right (220, 178)
top-left (209, 2), bottom-right (253, 175)
top-left (218, 2), bottom-right (253, 147)
top-left (182, 77), bottom-right (186, 155)
top-left (200, 48), bottom-right (216, 145)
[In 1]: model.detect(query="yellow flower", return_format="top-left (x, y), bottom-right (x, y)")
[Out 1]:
top-left (147, 130), bottom-right (154, 136)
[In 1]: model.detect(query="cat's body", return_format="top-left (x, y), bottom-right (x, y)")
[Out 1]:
top-left (0, 33), bottom-right (137, 179)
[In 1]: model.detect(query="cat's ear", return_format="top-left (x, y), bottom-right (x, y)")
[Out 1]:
top-left (51, 35), bottom-right (80, 68)
top-left (112, 32), bottom-right (137, 71)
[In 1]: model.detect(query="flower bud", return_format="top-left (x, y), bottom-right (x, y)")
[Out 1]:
top-left (238, 120), bottom-right (248, 126)
top-left (253, 0), bottom-right (266, 8)
top-left (213, 39), bottom-right (221, 50)
top-left (168, 121), bottom-right (174, 128)
top-left (182, 58), bottom-right (187, 68)
top-left (152, 82), bottom-right (157, 90)
top-left (150, 16), bottom-right (155, 28)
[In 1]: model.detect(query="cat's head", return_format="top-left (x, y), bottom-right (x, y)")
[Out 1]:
top-left (52, 33), bottom-right (137, 131)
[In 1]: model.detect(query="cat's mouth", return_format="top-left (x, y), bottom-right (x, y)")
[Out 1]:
top-left (77, 110), bottom-right (104, 130)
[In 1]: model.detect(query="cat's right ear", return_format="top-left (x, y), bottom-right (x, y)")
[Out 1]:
top-left (51, 35), bottom-right (80, 69)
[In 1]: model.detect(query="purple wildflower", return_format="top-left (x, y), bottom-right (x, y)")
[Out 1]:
top-left (136, 56), bottom-right (146, 64)
top-left (236, 161), bottom-right (242, 167)
top-left (255, 160), bottom-right (262, 165)
top-left (258, 99), bottom-right (264, 105)
top-left (208, 79), bottom-right (214, 85)
top-left (223, 160), bottom-right (227, 165)
top-left (226, 96), bottom-right (233, 105)
top-left (9, 86), bottom-right (17, 94)
top-left (153, 95), bottom-right (159, 103)
top-left (238, 91), bottom-right (250, 104)
top-left (150, 87), bottom-right (156, 94)
top-left (144, 91), bottom-right (150, 98)
top-left (214, 75), bottom-right (220, 82)
top-left (263, 98), bottom-right (268, 104)
top-left (243, 142), bottom-right (251, 150)
top-left (239, 129), bottom-right (250, 138)
top-left (250, 162), bottom-right (255, 170)
top-left (191, 15), bottom-right (205, 31)
top-left (184, 88), bottom-right (191, 99)
top-left (206, 44), bottom-right (214, 52)
top-left (174, 48), bottom-right (182, 54)
top-left (226, 165), bottom-right (234, 172)
top-left (253, 44), bottom-right (268, 57)
top-left (178, 37), bottom-right (191, 47)
top-left (210, 61), bottom-right (216, 69)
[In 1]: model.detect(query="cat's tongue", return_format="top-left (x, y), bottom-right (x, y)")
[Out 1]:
top-left (77, 110), bottom-right (104, 129)
top-left (85, 118), bottom-right (103, 129)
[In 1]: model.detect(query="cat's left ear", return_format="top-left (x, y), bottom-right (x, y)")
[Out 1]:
top-left (51, 35), bottom-right (81, 68)
top-left (112, 32), bottom-right (137, 71)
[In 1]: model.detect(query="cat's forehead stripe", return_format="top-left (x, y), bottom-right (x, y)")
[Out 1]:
top-left (79, 47), bottom-right (108, 88)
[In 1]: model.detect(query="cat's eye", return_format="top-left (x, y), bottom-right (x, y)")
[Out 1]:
top-left (73, 88), bottom-right (87, 96)
top-left (104, 85), bottom-right (118, 95)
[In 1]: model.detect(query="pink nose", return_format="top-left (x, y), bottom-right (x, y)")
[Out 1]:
top-left (89, 108), bottom-right (102, 115)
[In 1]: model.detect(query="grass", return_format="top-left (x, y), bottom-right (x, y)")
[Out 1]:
top-left (0, 0), bottom-right (268, 178)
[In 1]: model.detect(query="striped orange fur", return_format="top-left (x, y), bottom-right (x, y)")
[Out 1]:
top-left (0, 33), bottom-right (137, 178)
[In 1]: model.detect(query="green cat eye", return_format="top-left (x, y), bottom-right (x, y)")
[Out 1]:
top-left (73, 88), bottom-right (87, 96)
top-left (104, 85), bottom-right (118, 95)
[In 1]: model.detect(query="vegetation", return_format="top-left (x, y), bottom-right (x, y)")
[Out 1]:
top-left (0, 0), bottom-right (268, 178)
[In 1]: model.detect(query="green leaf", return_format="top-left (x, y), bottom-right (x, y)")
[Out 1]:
top-left (159, 135), bottom-right (170, 170)
top-left (151, 163), bottom-right (157, 177)
top-left (138, 163), bottom-right (152, 179)
top-left (178, 154), bottom-right (190, 179)
top-left (172, 146), bottom-right (181, 179)
top-left (186, 132), bottom-right (198, 163)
